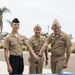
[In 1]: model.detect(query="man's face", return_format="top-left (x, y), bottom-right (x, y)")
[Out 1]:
top-left (11, 22), bottom-right (19, 32)
top-left (51, 26), bottom-right (61, 35)
top-left (34, 28), bottom-right (41, 37)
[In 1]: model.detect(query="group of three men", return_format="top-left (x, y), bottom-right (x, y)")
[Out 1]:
top-left (3, 18), bottom-right (72, 74)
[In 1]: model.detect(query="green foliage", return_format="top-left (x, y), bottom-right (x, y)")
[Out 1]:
top-left (22, 46), bottom-right (27, 51)
top-left (41, 32), bottom-right (48, 38)
top-left (3, 32), bottom-right (9, 37)
top-left (0, 42), bottom-right (3, 49)
top-left (0, 45), bottom-right (3, 49)
top-left (71, 49), bottom-right (75, 53)
top-left (0, 7), bottom-right (10, 41)
top-left (47, 47), bottom-right (51, 52)
top-left (70, 34), bottom-right (73, 40)
top-left (0, 7), bottom-right (10, 16)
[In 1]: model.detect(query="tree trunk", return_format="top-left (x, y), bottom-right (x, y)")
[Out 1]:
top-left (0, 20), bottom-right (3, 42)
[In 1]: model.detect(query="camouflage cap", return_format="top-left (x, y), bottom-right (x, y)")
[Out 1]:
top-left (52, 19), bottom-right (60, 28)
top-left (34, 24), bottom-right (41, 30)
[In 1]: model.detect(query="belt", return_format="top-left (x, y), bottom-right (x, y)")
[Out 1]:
top-left (19, 55), bottom-right (23, 58)
top-left (52, 54), bottom-right (63, 57)
top-left (34, 61), bottom-right (38, 65)
top-left (10, 55), bottom-right (23, 58)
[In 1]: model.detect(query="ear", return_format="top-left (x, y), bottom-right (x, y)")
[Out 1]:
top-left (60, 26), bottom-right (61, 28)
top-left (11, 23), bottom-right (12, 27)
top-left (33, 28), bottom-right (35, 32)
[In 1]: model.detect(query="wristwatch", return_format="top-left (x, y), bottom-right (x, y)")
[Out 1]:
top-left (38, 54), bottom-right (42, 57)
top-left (46, 58), bottom-right (49, 60)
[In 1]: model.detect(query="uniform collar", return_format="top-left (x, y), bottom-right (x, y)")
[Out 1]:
top-left (52, 31), bottom-right (63, 37)
top-left (34, 35), bottom-right (41, 38)
top-left (33, 35), bottom-right (42, 40)
top-left (10, 31), bottom-right (20, 37)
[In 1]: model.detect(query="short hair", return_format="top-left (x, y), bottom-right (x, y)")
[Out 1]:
top-left (12, 18), bottom-right (20, 23)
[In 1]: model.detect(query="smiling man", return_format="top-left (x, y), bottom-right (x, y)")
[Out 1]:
top-left (28, 24), bottom-right (48, 74)
top-left (4, 18), bottom-right (39, 74)
top-left (39, 19), bottom-right (72, 74)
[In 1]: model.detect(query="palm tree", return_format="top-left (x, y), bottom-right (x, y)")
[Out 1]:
top-left (0, 7), bottom-right (10, 41)
top-left (70, 34), bottom-right (73, 40)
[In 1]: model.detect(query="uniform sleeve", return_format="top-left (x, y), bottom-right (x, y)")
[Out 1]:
top-left (65, 34), bottom-right (72, 47)
top-left (4, 37), bottom-right (10, 49)
top-left (28, 38), bottom-right (33, 48)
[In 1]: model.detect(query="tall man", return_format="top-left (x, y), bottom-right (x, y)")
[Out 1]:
top-left (39, 19), bottom-right (72, 74)
top-left (4, 18), bottom-right (39, 74)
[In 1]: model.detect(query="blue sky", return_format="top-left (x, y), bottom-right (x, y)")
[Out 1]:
top-left (0, 0), bottom-right (75, 42)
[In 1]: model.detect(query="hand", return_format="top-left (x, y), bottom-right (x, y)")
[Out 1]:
top-left (7, 65), bottom-right (13, 73)
top-left (45, 59), bottom-right (48, 66)
top-left (63, 62), bottom-right (68, 69)
top-left (33, 58), bottom-right (39, 64)
top-left (34, 55), bottom-right (41, 61)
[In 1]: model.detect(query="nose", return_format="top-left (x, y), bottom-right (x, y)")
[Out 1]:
top-left (15, 25), bottom-right (19, 27)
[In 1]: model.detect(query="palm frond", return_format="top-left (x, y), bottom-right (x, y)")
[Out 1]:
top-left (0, 8), bottom-right (2, 16)
top-left (0, 7), bottom-right (10, 17)
top-left (1, 7), bottom-right (10, 14)
top-left (6, 20), bottom-right (11, 25)
top-left (0, 8), bottom-right (1, 13)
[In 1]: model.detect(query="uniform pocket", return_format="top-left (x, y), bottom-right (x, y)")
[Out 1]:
top-left (33, 41), bottom-right (38, 47)
top-left (57, 41), bottom-right (64, 46)
top-left (11, 41), bottom-right (17, 45)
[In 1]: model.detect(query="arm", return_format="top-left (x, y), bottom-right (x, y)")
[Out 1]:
top-left (39, 35), bottom-right (50, 55)
top-left (4, 48), bottom-right (13, 73)
top-left (4, 36), bottom-right (13, 73)
top-left (63, 46), bottom-right (71, 69)
top-left (65, 46), bottom-right (71, 63)
top-left (39, 42), bottom-right (48, 55)
top-left (44, 48), bottom-right (48, 66)
top-left (63, 34), bottom-right (72, 69)
top-left (23, 36), bottom-right (40, 60)
top-left (25, 42), bottom-right (40, 60)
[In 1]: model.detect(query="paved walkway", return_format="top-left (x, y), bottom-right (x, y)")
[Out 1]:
top-left (0, 50), bottom-right (75, 74)
top-left (0, 61), bottom-right (72, 74)
top-left (0, 61), bottom-right (51, 74)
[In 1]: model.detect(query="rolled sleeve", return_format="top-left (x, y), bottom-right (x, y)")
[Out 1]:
top-left (46, 35), bottom-right (50, 44)
top-left (65, 34), bottom-right (72, 47)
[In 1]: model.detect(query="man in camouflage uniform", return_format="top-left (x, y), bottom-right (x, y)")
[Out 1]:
top-left (28, 24), bottom-right (48, 74)
top-left (39, 19), bottom-right (72, 74)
